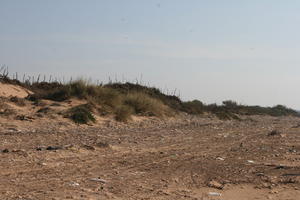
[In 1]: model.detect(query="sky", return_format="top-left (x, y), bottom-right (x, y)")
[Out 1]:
top-left (1, 0), bottom-right (300, 109)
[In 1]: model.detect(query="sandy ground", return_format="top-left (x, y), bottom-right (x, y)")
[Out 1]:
top-left (0, 114), bottom-right (299, 200)
top-left (0, 83), bottom-right (299, 199)
top-left (0, 82), bottom-right (32, 98)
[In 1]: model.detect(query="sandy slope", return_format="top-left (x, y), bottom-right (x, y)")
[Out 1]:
top-left (0, 82), bottom-right (32, 98)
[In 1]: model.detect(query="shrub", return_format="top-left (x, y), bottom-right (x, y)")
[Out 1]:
top-left (222, 100), bottom-right (238, 108)
top-left (65, 104), bottom-right (96, 124)
top-left (182, 100), bottom-right (204, 114)
top-left (115, 105), bottom-right (133, 122)
top-left (45, 86), bottom-right (71, 101)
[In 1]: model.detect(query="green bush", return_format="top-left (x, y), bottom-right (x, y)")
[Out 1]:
top-left (66, 104), bottom-right (96, 124)
top-left (182, 100), bottom-right (204, 114)
top-left (69, 80), bottom-right (88, 98)
top-left (46, 86), bottom-right (71, 101)
top-left (222, 100), bottom-right (238, 109)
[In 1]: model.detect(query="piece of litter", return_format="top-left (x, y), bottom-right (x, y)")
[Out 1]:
top-left (90, 178), bottom-right (107, 184)
top-left (247, 160), bottom-right (255, 164)
top-left (208, 192), bottom-right (221, 196)
top-left (208, 180), bottom-right (224, 189)
top-left (69, 181), bottom-right (80, 186)
top-left (216, 157), bottom-right (225, 161)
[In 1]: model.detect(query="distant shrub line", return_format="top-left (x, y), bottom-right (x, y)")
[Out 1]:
top-left (0, 70), bottom-right (298, 123)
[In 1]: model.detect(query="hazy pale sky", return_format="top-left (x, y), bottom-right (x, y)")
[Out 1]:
top-left (1, 0), bottom-right (300, 108)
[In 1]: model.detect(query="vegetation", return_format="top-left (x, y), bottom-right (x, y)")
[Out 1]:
top-left (123, 92), bottom-right (170, 117)
top-left (27, 80), bottom-right (174, 121)
top-left (181, 100), bottom-right (204, 115)
top-left (115, 105), bottom-right (133, 122)
top-left (0, 68), bottom-right (298, 123)
top-left (65, 104), bottom-right (96, 124)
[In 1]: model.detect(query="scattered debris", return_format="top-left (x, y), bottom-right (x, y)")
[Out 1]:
top-left (96, 142), bottom-right (110, 148)
top-left (36, 146), bottom-right (46, 151)
top-left (11, 149), bottom-right (28, 157)
top-left (37, 146), bottom-right (64, 151)
top-left (46, 146), bottom-right (63, 151)
top-left (291, 123), bottom-right (300, 128)
top-left (90, 178), bottom-right (107, 184)
top-left (275, 165), bottom-right (289, 169)
top-left (37, 162), bottom-right (47, 166)
top-left (282, 173), bottom-right (300, 177)
top-left (261, 182), bottom-right (272, 189)
top-left (82, 145), bottom-right (95, 151)
top-left (7, 128), bottom-right (21, 132)
top-left (208, 180), bottom-right (224, 190)
top-left (15, 115), bottom-right (34, 121)
top-left (2, 149), bottom-right (9, 153)
top-left (37, 107), bottom-right (52, 114)
top-left (216, 157), bottom-right (225, 161)
top-left (69, 181), bottom-right (80, 187)
top-left (289, 149), bottom-right (297, 153)
top-left (268, 130), bottom-right (281, 136)
top-left (208, 192), bottom-right (222, 196)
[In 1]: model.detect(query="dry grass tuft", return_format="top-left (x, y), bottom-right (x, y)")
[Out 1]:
top-left (124, 93), bottom-right (170, 117)
top-left (115, 105), bottom-right (134, 122)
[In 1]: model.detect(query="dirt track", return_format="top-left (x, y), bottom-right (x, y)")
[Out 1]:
top-left (0, 116), bottom-right (300, 200)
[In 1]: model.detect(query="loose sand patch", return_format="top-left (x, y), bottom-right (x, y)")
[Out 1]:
top-left (0, 82), bottom-right (32, 98)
